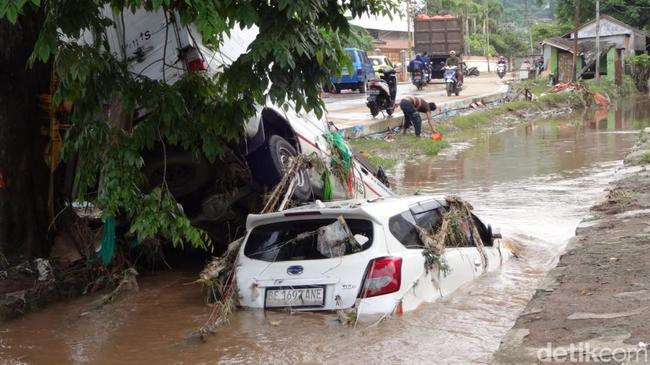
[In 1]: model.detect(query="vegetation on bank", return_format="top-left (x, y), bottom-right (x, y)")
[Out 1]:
top-left (350, 135), bottom-right (449, 169)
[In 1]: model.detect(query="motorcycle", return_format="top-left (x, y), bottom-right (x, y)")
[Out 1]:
top-left (411, 69), bottom-right (426, 91)
top-left (443, 66), bottom-right (460, 96)
top-left (461, 62), bottom-right (480, 77)
top-left (496, 62), bottom-right (506, 79)
top-left (366, 66), bottom-right (397, 117)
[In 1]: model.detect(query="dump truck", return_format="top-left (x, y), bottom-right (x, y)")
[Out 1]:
top-left (414, 14), bottom-right (464, 79)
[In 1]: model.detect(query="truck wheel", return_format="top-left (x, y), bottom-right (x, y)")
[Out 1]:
top-left (142, 146), bottom-right (212, 199)
top-left (359, 81), bottom-right (367, 93)
top-left (253, 135), bottom-right (312, 202)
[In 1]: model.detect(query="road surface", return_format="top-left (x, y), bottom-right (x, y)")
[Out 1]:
top-left (324, 73), bottom-right (511, 129)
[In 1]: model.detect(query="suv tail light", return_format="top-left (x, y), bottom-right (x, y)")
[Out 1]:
top-left (183, 47), bottom-right (207, 71)
top-left (360, 257), bottom-right (402, 298)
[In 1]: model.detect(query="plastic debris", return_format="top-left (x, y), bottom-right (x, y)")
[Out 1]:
top-left (34, 258), bottom-right (53, 282)
top-left (316, 216), bottom-right (360, 258)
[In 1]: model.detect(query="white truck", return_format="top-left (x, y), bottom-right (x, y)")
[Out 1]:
top-left (92, 7), bottom-right (393, 245)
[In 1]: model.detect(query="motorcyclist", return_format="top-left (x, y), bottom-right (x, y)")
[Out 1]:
top-left (497, 56), bottom-right (507, 66)
top-left (444, 50), bottom-right (463, 83)
top-left (408, 54), bottom-right (424, 73)
top-left (422, 52), bottom-right (432, 79)
top-left (445, 50), bottom-right (460, 67)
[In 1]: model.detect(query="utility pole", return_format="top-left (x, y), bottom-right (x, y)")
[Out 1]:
top-left (595, 0), bottom-right (601, 82)
top-left (525, 0), bottom-right (534, 58)
top-left (572, 0), bottom-right (580, 82)
top-left (485, 0), bottom-right (490, 72)
top-left (407, 0), bottom-right (413, 60)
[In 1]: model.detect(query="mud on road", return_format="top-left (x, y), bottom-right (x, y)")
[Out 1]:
top-left (494, 129), bottom-right (650, 364)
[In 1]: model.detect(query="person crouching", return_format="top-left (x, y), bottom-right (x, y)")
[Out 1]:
top-left (398, 96), bottom-right (436, 137)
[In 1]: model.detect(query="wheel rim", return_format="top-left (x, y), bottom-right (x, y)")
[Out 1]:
top-left (278, 147), bottom-right (306, 188)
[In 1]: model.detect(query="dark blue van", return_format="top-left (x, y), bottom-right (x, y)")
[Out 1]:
top-left (330, 48), bottom-right (376, 93)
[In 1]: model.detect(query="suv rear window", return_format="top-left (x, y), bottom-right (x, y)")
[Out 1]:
top-left (245, 218), bottom-right (374, 262)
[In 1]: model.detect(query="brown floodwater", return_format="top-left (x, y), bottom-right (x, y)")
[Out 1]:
top-left (2, 97), bottom-right (650, 365)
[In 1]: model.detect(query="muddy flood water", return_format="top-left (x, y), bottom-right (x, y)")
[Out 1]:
top-left (2, 97), bottom-right (650, 365)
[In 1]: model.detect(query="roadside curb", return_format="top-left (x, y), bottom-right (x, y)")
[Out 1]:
top-left (334, 87), bottom-right (510, 139)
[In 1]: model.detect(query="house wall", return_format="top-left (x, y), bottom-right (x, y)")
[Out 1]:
top-left (570, 19), bottom-right (631, 39)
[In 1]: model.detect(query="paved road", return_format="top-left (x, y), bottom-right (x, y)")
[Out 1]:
top-left (324, 73), bottom-right (511, 129)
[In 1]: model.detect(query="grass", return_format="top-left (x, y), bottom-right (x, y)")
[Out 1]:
top-left (350, 135), bottom-right (449, 161)
top-left (640, 152), bottom-right (650, 165)
top-left (367, 155), bottom-right (398, 169)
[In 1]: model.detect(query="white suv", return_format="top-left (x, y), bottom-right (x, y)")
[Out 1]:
top-left (235, 196), bottom-right (509, 317)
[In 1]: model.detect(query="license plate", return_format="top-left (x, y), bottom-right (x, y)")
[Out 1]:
top-left (265, 286), bottom-right (325, 308)
top-left (414, 76), bottom-right (421, 81)
top-left (368, 89), bottom-right (380, 95)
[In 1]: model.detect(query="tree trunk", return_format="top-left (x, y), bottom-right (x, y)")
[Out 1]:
top-left (0, 8), bottom-right (52, 258)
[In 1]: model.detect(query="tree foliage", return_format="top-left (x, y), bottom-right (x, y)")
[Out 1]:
top-left (556, 0), bottom-right (650, 30)
top-left (0, 0), bottom-right (397, 251)
top-left (530, 21), bottom-right (572, 45)
top-left (341, 25), bottom-right (375, 51)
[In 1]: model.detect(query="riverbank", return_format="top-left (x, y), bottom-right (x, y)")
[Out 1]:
top-left (349, 78), bottom-right (639, 169)
top-left (493, 128), bottom-right (650, 364)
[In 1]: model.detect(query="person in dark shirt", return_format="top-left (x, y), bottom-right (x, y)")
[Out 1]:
top-left (398, 96), bottom-right (436, 137)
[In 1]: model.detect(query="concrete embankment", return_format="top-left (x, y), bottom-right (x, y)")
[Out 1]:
top-left (493, 128), bottom-right (650, 364)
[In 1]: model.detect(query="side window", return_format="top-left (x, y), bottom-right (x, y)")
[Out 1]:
top-left (388, 207), bottom-right (444, 248)
top-left (360, 51), bottom-right (370, 66)
top-left (389, 205), bottom-right (488, 248)
top-left (388, 210), bottom-right (420, 248)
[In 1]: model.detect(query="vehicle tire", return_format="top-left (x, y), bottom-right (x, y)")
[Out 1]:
top-left (142, 146), bottom-right (212, 199)
top-left (472, 69), bottom-right (480, 76)
top-left (334, 86), bottom-right (341, 94)
top-left (254, 135), bottom-right (312, 202)
top-left (368, 101), bottom-right (380, 117)
top-left (446, 83), bottom-right (452, 96)
top-left (455, 86), bottom-right (459, 96)
top-left (386, 106), bottom-right (394, 116)
top-left (359, 81), bottom-right (367, 93)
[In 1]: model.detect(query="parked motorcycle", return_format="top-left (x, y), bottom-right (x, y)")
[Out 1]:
top-left (461, 62), bottom-right (480, 77)
top-left (496, 63), bottom-right (506, 79)
top-left (366, 66), bottom-right (397, 117)
top-left (444, 66), bottom-right (460, 96)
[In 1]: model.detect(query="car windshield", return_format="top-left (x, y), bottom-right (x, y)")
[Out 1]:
top-left (245, 218), bottom-right (374, 262)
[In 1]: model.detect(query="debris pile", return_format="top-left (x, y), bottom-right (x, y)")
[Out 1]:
top-left (416, 196), bottom-right (488, 273)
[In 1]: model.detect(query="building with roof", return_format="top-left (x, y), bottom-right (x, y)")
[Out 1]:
top-left (541, 15), bottom-right (649, 84)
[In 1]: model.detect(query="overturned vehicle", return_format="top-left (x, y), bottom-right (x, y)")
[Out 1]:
top-left (227, 195), bottom-right (512, 319)
top-left (72, 7), bottom-right (393, 248)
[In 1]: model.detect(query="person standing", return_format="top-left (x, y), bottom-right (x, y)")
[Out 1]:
top-left (398, 96), bottom-right (437, 137)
